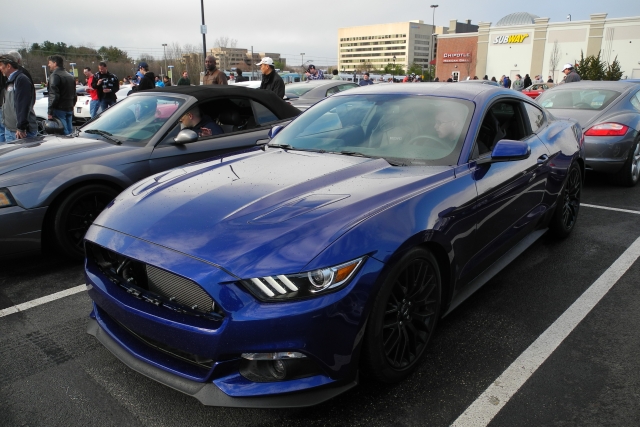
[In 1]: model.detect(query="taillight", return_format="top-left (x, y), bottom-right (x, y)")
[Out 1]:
top-left (584, 123), bottom-right (629, 137)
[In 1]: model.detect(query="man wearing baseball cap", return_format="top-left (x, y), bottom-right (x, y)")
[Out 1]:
top-left (305, 64), bottom-right (324, 80)
top-left (561, 63), bottom-right (581, 84)
top-left (257, 57), bottom-right (284, 98)
top-left (130, 62), bottom-right (155, 94)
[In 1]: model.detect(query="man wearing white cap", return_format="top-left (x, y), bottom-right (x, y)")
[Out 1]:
top-left (257, 57), bottom-right (284, 98)
top-left (561, 63), bottom-right (581, 84)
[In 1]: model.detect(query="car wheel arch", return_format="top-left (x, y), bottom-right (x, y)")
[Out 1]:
top-left (41, 178), bottom-right (124, 252)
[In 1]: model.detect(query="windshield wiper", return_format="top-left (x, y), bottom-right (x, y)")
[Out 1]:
top-left (268, 143), bottom-right (293, 149)
top-left (84, 129), bottom-right (121, 145)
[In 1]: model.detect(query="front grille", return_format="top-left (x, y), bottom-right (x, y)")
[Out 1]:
top-left (146, 265), bottom-right (214, 312)
top-left (87, 242), bottom-right (223, 321)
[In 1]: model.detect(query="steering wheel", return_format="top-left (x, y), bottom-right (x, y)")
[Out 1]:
top-left (574, 102), bottom-right (591, 109)
top-left (408, 135), bottom-right (451, 152)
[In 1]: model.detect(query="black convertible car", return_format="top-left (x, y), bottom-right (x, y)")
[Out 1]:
top-left (0, 86), bottom-right (300, 259)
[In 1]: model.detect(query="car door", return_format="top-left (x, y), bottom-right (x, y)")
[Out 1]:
top-left (464, 98), bottom-right (551, 279)
top-left (149, 97), bottom-right (280, 174)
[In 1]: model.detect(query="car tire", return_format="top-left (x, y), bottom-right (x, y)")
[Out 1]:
top-left (53, 184), bottom-right (119, 259)
top-left (549, 162), bottom-right (581, 239)
top-left (361, 247), bottom-right (441, 383)
top-left (610, 137), bottom-right (640, 187)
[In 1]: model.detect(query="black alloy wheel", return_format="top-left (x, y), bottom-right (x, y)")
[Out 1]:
top-left (549, 162), bottom-right (581, 238)
top-left (53, 184), bottom-right (119, 259)
top-left (362, 248), bottom-right (441, 383)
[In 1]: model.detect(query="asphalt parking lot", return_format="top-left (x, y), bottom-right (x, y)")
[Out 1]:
top-left (1, 171), bottom-right (639, 427)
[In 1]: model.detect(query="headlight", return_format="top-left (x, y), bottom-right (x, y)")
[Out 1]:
top-left (240, 256), bottom-right (365, 301)
top-left (0, 188), bottom-right (16, 208)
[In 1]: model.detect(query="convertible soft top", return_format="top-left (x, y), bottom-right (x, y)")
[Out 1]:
top-left (150, 85), bottom-right (301, 119)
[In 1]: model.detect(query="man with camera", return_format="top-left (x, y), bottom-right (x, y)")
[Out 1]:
top-left (305, 64), bottom-right (324, 80)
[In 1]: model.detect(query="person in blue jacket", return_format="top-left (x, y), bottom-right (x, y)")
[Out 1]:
top-left (359, 72), bottom-right (374, 86)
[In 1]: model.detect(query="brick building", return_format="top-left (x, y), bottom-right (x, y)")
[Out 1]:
top-left (435, 34), bottom-right (478, 81)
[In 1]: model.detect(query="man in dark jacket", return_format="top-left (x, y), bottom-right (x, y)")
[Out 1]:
top-left (0, 54), bottom-right (37, 141)
top-left (257, 57), bottom-right (284, 98)
top-left (92, 61), bottom-right (119, 111)
top-left (47, 55), bottom-right (76, 135)
top-left (561, 63), bottom-right (581, 84)
top-left (176, 71), bottom-right (191, 86)
top-left (130, 62), bottom-right (155, 94)
top-left (235, 68), bottom-right (246, 83)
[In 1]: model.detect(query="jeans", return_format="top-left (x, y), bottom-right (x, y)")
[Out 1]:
top-left (0, 107), bottom-right (5, 142)
top-left (99, 98), bottom-right (116, 112)
top-left (4, 128), bottom-right (37, 141)
top-left (53, 109), bottom-right (74, 135)
top-left (89, 100), bottom-right (100, 118)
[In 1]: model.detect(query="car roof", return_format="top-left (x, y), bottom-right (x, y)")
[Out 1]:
top-left (332, 81), bottom-right (520, 100)
top-left (547, 81), bottom-right (638, 91)
top-left (149, 85), bottom-right (300, 118)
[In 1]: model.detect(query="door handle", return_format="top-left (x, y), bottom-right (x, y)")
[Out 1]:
top-left (537, 154), bottom-right (549, 164)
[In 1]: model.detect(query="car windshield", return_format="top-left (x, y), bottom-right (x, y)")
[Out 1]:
top-left (81, 94), bottom-right (185, 143)
top-left (285, 84), bottom-right (317, 97)
top-left (537, 89), bottom-right (620, 110)
top-left (270, 94), bottom-right (473, 166)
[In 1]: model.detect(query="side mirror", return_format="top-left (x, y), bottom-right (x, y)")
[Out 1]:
top-left (268, 125), bottom-right (284, 139)
top-left (477, 139), bottom-right (531, 164)
top-left (173, 129), bottom-right (198, 144)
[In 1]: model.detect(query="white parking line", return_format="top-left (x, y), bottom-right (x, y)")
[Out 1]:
top-left (0, 285), bottom-right (87, 318)
top-left (451, 235), bottom-right (640, 427)
top-left (582, 203), bottom-right (640, 215)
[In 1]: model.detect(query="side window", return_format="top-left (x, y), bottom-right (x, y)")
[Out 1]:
top-left (524, 103), bottom-right (545, 133)
top-left (325, 86), bottom-right (341, 96)
top-left (472, 101), bottom-right (528, 159)
top-left (338, 83), bottom-right (358, 93)
top-left (251, 100), bottom-right (279, 125)
top-left (631, 92), bottom-right (640, 112)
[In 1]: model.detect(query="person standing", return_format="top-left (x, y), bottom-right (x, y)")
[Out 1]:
top-left (331, 69), bottom-right (340, 80)
top-left (503, 75), bottom-right (511, 89)
top-left (512, 74), bottom-right (524, 91)
top-left (257, 57), bottom-right (284, 98)
top-left (130, 62), bottom-right (155, 93)
top-left (235, 68), bottom-right (246, 83)
top-left (162, 76), bottom-right (171, 86)
top-left (177, 71), bottom-right (191, 86)
top-left (359, 72), bottom-right (374, 86)
top-left (0, 54), bottom-right (37, 141)
top-left (547, 76), bottom-right (554, 83)
top-left (305, 64), bottom-right (324, 80)
top-left (203, 56), bottom-right (228, 85)
top-left (523, 74), bottom-right (532, 88)
top-left (92, 62), bottom-right (119, 112)
top-left (0, 62), bottom-right (6, 142)
top-left (46, 55), bottom-right (75, 135)
top-left (84, 67), bottom-right (100, 119)
top-left (561, 63), bottom-right (581, 84)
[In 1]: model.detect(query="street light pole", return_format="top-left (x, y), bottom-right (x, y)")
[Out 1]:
top-left (200, 0), bottom-right (207, 73)
top-left (430, 4), bottom-right (439, 82)
top-left (168, 65), bottom-right (174, 85)
top-left (300, 53), bottom-right (305, 79)
top-left (392, 55), bottom-right (396, 82)
top-left (162, 44), bottom-right (167, 78)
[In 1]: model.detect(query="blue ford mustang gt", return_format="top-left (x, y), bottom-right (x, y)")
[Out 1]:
top-left (84, 83), bottom-right (584, 407)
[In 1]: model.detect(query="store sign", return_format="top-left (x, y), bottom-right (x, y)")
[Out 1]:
top-left (493, 34), bottom-right (529, 44)
top-left (443, 53), bottom-right (471, 63)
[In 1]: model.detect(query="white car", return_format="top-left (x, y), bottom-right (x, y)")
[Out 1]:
top-left (74, 85), bottom-right (132, 122)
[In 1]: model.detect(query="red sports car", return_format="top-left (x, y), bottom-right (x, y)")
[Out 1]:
top-left (522, 83), bottom-right (555, 99)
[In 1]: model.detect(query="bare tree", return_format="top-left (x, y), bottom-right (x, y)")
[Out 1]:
top-left (549, 40), bottom-right (561, 83)
top-left (464, 53), bottom-right (473, 79)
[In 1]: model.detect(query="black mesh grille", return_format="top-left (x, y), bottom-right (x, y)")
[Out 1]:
top-left (146, 265), bottom-right (214, 312)
top-left (86, 242), bottom-right (222, 320)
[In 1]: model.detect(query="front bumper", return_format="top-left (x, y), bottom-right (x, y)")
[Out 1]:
top-left (0, 205), bottom-right (47, 258)
top-left (84, 225), bottom-right (383, 406)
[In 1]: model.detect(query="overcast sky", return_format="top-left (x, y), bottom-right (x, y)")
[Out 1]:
top-left (2, 0), bottom-right (638, 66)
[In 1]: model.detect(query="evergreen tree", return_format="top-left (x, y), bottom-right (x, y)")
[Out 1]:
top-left (604, 56), bottom-right (624, 81)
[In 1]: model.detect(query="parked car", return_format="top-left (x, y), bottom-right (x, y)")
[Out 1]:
top-left (34, 86), bottom-right (94, 128)
top-left (284, 80), bottom-right (359, 110)
top-left (537, 81), bottom-right (640, 186)
top-left (458, 79), bottom-right (501, 86)
top-left (522, 83), bottom-right (555, 99)
top-left (0, 86), bottom-right (300, 259)
top-left (84, 83), bottom-right (584, 408)
top-left (74, 85), bottom-right (133, 123)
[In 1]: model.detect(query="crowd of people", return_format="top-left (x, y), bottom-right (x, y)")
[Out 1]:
top-left (0, 46), bottom-right (583, 143)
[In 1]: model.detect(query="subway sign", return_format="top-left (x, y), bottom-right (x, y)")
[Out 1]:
top-left (493, 34), bottom-right (529, 44)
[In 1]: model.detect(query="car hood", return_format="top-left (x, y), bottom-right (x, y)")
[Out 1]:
top-left (0, 136), bottom-right (120, 176)
top-left (93, 149), bottom-right (452, 277)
